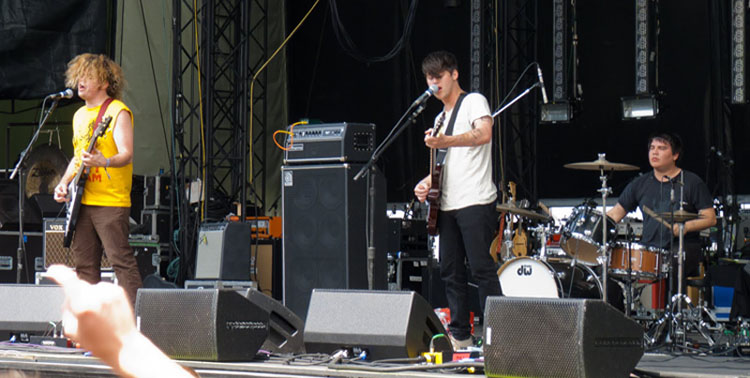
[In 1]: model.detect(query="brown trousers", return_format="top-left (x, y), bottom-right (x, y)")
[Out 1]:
top-left (71, 205), bottom-right (142, 306)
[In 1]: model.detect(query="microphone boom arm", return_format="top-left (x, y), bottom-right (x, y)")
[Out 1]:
top-left (491, 82), bottom-right (541, 118)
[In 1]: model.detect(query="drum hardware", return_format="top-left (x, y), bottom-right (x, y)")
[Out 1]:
top-left (642, 173), bottom-right (712, 351)
top-left (564, 153), bottom-right (639, 304)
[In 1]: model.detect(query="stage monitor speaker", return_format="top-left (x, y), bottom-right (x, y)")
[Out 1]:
top-left (281, 164), bottom-right (387, 319)
top-left (0, 285), bottom-right (64, 342)
top-left (135, 288), bottom-right (269, 361)
top-left (483, 297), bottom-right (644, 378)
top-left (243, 288), bottom-right (305, 354)
top-left (195, 222), bottom-right (252, 280)
top-left (303, 289), bottom-right (451, 360)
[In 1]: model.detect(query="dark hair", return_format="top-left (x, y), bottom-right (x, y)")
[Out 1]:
top-left (648, 132), bottom-right (682, 161)
top-left (422, 51), bottom-right (458, 78)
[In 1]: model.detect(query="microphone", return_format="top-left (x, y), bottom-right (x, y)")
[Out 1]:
top-left (536, 64), bottom-right (548, 104)
top-left (47, 89), bottom-right (74, 100)
top-left (411, 84), bottom-right (439, 107)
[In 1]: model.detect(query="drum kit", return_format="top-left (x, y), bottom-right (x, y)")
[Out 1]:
top-left (494, 153), bottom-right (706, 350)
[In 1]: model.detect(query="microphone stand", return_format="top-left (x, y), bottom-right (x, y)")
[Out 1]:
top-left (9, 97), bottom-right (62, 283)
top-left (354, 101), bottom-right (428, 290)
top-left (491, 82), bottom-right (541, 118)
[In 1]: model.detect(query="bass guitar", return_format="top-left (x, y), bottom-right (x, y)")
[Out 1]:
top-left (63, 115), bottom-right (113, 247)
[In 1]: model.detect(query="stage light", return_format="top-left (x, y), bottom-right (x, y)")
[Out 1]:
top-left (621, 96), bottom-right (658, 119)
top-left (540, 102), bottom-right (572, 123)
top-left (731, 0), bottom-right (746, 104)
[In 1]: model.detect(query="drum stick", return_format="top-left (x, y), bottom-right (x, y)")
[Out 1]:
top-left (641, 205), bottom-right (671, 229)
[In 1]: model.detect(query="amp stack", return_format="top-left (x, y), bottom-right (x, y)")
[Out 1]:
top-left (281, 122), bottom-right (387, 319)
top-left (132, 174), bottom-right (174, 276)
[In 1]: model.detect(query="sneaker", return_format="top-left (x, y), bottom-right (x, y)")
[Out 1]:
top-left (449, 334), bottom-right (474, 351)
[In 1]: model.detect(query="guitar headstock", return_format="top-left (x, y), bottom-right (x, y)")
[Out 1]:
top-left (93, 115), bottom-right (113, 138)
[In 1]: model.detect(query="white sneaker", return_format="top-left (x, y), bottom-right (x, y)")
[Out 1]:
top-left (449, 335), bottom-right (473, 351)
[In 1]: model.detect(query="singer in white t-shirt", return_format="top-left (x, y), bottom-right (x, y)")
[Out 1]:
top-left (414, 51), bottom-right (500, 350)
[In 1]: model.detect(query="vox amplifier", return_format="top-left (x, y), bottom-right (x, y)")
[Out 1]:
top-left (43, 218), bottom-right (111, 269)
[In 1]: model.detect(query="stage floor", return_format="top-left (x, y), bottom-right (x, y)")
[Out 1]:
top-left (0, 347), bottom-right (748, 377)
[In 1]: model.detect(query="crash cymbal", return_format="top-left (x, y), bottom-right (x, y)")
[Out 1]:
top-left (496, 202), bottom-right (551, 222)
top-left (563, 157), bottom-right (639, 171)
top-left (658, 209), bottom-right (699, 223)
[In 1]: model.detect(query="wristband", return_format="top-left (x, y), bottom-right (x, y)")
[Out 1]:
top-left (105, 158), bottom-right (111, 168)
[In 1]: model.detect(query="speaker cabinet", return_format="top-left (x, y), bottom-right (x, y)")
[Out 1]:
top-left (0, 285), bottom-right (64, 342)
top-left (483, 297), bottom-right (644, 378)
top-left (0, 231), bottom-right (44, 283)
top-left (244, 288), bottom-right (305, 354)
top-left (195, 222), bottom-right (252, 280)
top-left (135, 289), bottom-right (269, 361)
top-left (43, 218), bottom-right (111, 269)
top-left (303, 289), bottom-right (451, 360)
top-left (281, 164), bottom-right (387, 319)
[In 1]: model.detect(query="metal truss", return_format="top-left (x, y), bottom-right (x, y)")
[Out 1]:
top-left (171, 0), bottom-right (268, 281)
top-left (497, 0), bottom-right (539, 201)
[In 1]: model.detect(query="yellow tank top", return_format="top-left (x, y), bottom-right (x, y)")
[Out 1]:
top-left (72, 99), bottom-right (133, 207)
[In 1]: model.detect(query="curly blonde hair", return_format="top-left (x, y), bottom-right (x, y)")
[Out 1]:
top-left (65, 53), bottom-right (126, 100)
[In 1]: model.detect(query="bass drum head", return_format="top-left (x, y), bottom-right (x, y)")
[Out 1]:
top-left (497, 257), bottom-right (560, 298)
top-left (546, 258), bottom-right (602, 299)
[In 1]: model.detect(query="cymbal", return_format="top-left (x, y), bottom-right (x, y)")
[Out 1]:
top-left (658, 209), bottom-right (699, 223)
top-left (496, 202), bottom-right (551, 222)
top-left (563, 157), bottom-right (639, 171)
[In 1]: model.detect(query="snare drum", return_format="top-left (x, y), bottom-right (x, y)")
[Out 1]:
top-left (609, 242), bottom-right (663, 279)
top-left (560, 205), bottom-right (616, 265)
top-left (497, 257), bottom-right (602, 299)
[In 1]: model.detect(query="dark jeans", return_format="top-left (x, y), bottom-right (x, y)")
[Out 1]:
top-left (438, 203), bottom-right (501, 340)
top-left (72, 205), bottom-right (142, 306)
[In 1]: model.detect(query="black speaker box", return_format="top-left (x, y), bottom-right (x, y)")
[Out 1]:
top-left (0, 231), bottom-right (44, 283)
top-left (303, 289), bottom-right (451, 360)
top-left (281, 164), bottom-right (387, 319)
top-left (135, 288), bottom-right (269, 361)
top-left (244, 288), bottom-right (305, 354)
top-left (195, 222), bottom-right (252, 280)
top-left (483, 297), bottom-right (644, 378)
top-left (0, 285), bottom-right (64, 342)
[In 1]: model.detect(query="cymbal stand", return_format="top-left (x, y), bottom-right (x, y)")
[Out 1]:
top-left (538, 223), bottom-right (549, 260)
top-left (596, 153), bottom-right (612, 303)
top-left (502, 215), bottom-right (515, 261)
top-left (624, 223), bottom-right (634, 317)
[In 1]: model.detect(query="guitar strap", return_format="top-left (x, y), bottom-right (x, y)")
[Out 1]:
top-left (95, 98), bottom-right (114, 129)
top-left (436, 92), bottom-right (467, 164)
top-left (90, 97), bottom-right (114, 177)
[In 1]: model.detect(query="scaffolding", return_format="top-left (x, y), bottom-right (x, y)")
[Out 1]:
top-left (171, 0), bottom-right (268, 281)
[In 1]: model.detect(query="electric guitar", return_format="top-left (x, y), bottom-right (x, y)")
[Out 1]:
top-left (426, 114), bottom-right (445, 236)
top-left (63, 116), bottom-right (113, 247)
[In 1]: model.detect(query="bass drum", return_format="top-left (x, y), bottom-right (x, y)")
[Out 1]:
top-left (497, 257), bottom-right (602, 299)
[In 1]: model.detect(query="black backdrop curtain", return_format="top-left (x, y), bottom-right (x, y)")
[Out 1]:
top-left (0, 0), bottom-right (112, 99)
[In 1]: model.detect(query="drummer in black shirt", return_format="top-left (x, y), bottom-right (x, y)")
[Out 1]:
top-left (607, 132), bottom-right (716, 292)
